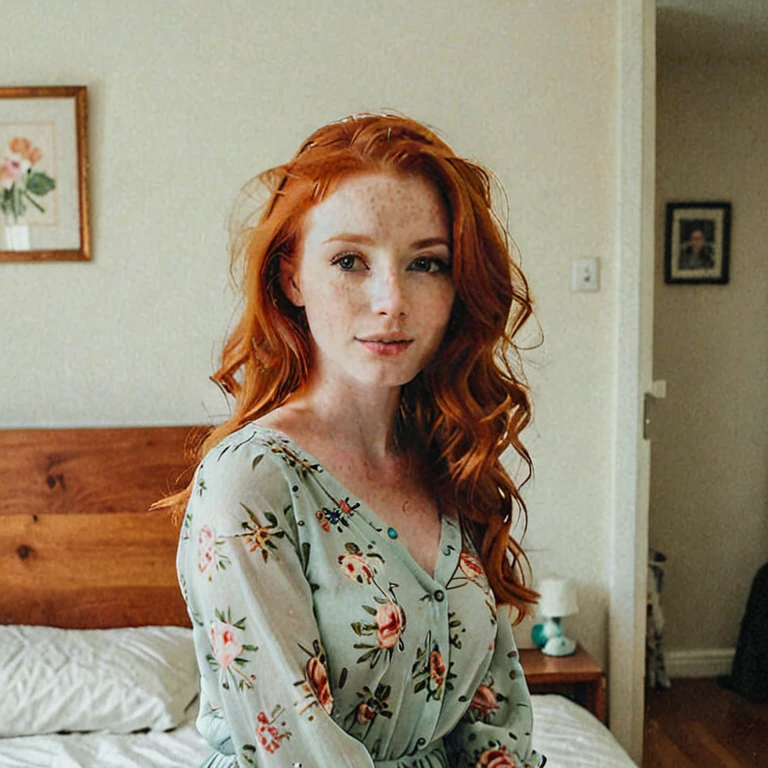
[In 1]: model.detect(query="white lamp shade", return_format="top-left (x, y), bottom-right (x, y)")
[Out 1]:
top-left (538, 576), bottom-right (579, 618)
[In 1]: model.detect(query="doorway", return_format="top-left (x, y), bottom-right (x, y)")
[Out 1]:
top-left (645, 0), bottom-right (768, 758)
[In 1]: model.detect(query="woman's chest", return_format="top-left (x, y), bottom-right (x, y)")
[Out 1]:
top-left (309, 459), bottom-right (443, 576)
top-left (290, 481), bottom-right (499, 718)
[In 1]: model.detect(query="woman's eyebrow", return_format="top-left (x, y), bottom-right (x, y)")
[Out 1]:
top-left (322, 233), bottom-right (374, 245)
top-left (322, 234), bottom-right (450, 249)
top-left (411, 237), bottom-right (450, 250)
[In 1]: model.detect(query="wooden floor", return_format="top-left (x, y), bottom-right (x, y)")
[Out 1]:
top-left (643, 678), bottom-right (768, 767)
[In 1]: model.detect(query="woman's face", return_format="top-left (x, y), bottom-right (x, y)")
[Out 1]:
top-left (281, 171), bottom-right (455, 393)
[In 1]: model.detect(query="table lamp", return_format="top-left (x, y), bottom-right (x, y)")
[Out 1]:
top-left (531, 576), bottom-right (579, 656)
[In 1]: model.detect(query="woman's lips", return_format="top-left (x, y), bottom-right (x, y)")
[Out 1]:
top-left (357, 339), bottom-right (414, 356)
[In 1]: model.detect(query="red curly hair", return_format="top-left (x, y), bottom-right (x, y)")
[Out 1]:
top-left (159, 113), bottom-right (538, 619)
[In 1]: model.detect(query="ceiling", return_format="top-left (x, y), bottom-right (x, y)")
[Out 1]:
top-left (657, 0), bottom-right (768, 60)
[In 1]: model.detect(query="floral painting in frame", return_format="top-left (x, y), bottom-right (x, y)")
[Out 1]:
top-left (0, 86), bottom-right (90, 262)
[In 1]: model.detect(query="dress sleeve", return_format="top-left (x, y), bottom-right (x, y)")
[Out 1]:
top-left (445, 608), bottom-right (547, 768)
top-left (178, 440), bottom-right (376, 768)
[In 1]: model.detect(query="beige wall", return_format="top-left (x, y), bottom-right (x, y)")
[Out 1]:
top-left (1, 1), bottom-right (622, 664)
top-left (653, 55), bottom-right (768, 653)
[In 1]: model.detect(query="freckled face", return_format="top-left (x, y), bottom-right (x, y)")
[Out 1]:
top-left (280, 172), bottom-right (455, 391)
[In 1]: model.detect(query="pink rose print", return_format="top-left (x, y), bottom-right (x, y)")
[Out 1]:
top-left (459, 551), bottom-right (486, 582)
top-left (376, 601), bottom-right (405, 649)
top-left (306, 656), bottom-right (334, 714)
top-left (198, 524), bottom-right (216, 575)
top-left (0, 158), bottom-right (21, 189)
top-left (429, 650), bottom-right (446, 687)
top-left (470, 685), bottom-right (500, 717)
top-left (338, 553), bottom-right (374, 584)
top-left (255, 709), bottom-right (290, 754)
top-left (477, 747), bottom-right (517, 768)
top-left (356, 702), bottom-right (375, 724)
top-left (209, 620), bottom-right (243, 671)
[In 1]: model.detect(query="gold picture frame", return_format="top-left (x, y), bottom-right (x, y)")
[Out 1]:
top-left (0, 86), bottom-right (90, 262)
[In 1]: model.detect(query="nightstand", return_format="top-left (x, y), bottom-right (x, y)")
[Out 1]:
top-left (519, 643), bottom-right (607, 724)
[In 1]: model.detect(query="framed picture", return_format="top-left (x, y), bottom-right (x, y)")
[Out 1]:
top-left (664, 201), bottom-right (731, 284)
top-left (0, 86), bottom-right (90, 262)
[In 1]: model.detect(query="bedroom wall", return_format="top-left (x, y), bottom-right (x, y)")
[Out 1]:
top-left (652, 55), bottom-right (768, 664)
top-left (1, 1), bottom-right (621, 665)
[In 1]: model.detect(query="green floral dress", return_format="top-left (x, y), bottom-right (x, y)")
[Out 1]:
top-left (177, 424), bottom-right (546, 768)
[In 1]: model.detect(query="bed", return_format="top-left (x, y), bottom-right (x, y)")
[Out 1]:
top-left (0, 425), bottom-right (637, 767)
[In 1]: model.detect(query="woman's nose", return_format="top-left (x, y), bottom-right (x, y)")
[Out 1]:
top-left (370, 270), bottom-right (409, 318)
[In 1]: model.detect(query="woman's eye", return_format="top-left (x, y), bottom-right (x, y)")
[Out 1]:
top-left (410, 256), bottom-right (450, 274)
top-left (332, 252), bottom-right (365, 272)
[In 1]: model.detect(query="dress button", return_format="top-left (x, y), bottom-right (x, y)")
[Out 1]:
top-left (434, 589), bottom-right (445, 602)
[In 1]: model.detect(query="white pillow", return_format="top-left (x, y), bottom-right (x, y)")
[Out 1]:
top-left (0, 625), bottom-right (199, 736)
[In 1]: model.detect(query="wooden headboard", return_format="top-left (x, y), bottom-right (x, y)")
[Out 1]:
top-left (0, 426), bottom-right (201, 629)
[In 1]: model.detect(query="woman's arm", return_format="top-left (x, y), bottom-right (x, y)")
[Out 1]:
top-left (179, 438), bottom-right (376, 767)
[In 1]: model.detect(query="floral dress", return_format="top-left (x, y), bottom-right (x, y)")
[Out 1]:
top-left (177, 424), bottom-right (546, 768)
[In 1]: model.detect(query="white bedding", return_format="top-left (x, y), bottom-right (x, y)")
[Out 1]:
top-left (532, 695), bottom-right (638, 766)
top-left (0, 695), bottom-right (636, 767)
top-left (0, 716), bottom-right (208, 768)
top-left (0, 625), bottom-right (199, 738)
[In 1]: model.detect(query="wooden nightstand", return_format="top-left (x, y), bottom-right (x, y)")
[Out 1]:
top-left (519, 643), bottom-right (607, 724)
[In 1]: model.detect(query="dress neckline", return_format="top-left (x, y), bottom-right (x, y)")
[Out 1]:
top-left (245, 422), bottom-right (461, 585)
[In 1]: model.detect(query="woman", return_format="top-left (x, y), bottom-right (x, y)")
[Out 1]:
top-left (167, 113), bottom-right (545, 767)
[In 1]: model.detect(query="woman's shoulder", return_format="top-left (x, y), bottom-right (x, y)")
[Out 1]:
top-left (191, 422), bottom-right (304, 519)
top-left (179, 424), bottom-right (307, 567)
top-left (203, 421), bottom-right (283, 463)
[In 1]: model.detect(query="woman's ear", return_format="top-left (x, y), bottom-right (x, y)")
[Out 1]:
top-left (279, 255), bottom-right (304, 307)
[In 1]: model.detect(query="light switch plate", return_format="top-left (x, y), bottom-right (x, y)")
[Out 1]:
top-left (572, 258), bottom-right (600, 292)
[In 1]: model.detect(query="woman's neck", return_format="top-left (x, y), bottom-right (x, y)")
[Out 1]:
top-left (265, 378), bottom-right (404, 467)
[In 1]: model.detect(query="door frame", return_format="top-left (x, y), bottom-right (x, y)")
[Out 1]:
top-left (609, 0), bottom-right (655, 762)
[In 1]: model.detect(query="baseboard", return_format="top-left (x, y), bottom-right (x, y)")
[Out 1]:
top-left (664, 648), bottom-right (735, 678)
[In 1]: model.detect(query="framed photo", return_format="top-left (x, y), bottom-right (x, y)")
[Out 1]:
top-left (664, 201), bottom-right (731, 284)
top-left (0, 86), bottom-right (90, 262)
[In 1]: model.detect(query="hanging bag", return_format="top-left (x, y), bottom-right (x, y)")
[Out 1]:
top-left (720, 562), bottom-right (768, 702)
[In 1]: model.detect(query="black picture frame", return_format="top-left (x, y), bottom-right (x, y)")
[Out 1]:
top-left (664, 202), bottom-right (731, 284)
